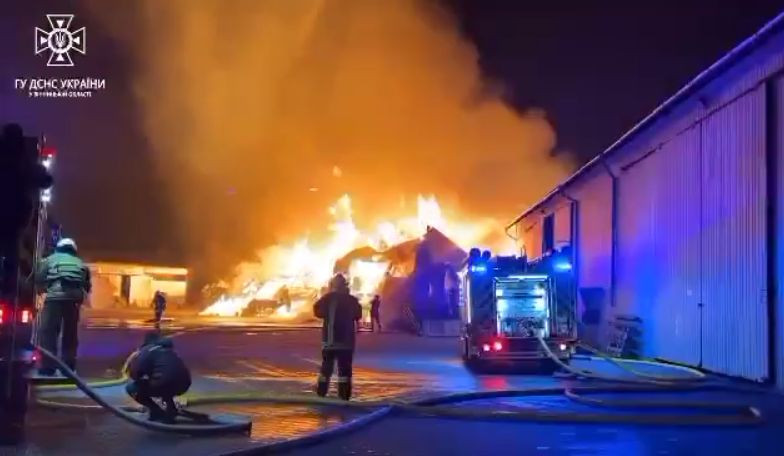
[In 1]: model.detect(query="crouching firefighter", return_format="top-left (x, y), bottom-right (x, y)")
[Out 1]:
top-left (126, 332), bottom-right (192, 423)
top-left (35, 238), bottom-right (91, 376)
top-left (314, 274), bottom-right (362, 400)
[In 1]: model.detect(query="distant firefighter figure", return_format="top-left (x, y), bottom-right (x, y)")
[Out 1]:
top-left (152, 290), bottom-right (167, 326)
top-left (314, 274), bottom-right (362, 400)
top-left (370, 294), bottom-right (382, 332)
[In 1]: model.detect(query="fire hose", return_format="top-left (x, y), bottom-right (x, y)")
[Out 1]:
top-left (34, 346), bottom-right (252, 435)
top-left (31, 337), bottom-right (764, 453)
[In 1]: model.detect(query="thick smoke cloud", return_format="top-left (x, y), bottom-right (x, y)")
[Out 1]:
top-left (88, 0), bottom-right (571, 283)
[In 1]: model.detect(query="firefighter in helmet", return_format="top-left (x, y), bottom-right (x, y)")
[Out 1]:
top-left (313, 273), bottom-right (362, 400)
top-left (152, 290), bottom-right (167, 326)
top-left (125, 331), bottom-right (191, 423)
top-left (35, 237), bottom-right (91, 375)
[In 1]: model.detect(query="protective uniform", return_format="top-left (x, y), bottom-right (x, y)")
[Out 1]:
top-left (126, 332), bottom-right (191, 423)
top-left (314, 274), bottom-right (362, 400)
top-left (370, 295), bottom-right (382, 332)
top-left (35, 238), bottom-right (91, 375)
top-left (152, 291), bottom-right (166, 324)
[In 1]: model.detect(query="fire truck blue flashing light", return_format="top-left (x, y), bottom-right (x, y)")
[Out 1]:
top-left (470, 264), bottom-right (487, 273)
top-left (553, 260), bottom-right (572, 272)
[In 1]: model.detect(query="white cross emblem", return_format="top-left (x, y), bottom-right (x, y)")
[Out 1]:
top-left (35, 14), bottom-right (86, 67)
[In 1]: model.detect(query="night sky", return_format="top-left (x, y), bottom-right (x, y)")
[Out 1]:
top-left (2, 0), bottom-right (783, 272)
top-left (448, 0), bottom-right (784, 161)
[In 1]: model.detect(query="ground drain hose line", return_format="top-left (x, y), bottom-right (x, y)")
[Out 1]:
top-left (33, 327), bottom-right (204, 393)
top-left (538, 337), bottom-right (698, 386)
top-left (35, 339), bottom-right (765, 449)
top-left (576, 343), bottom-right (706, 382)
top-left (41, 384), bottom-right (763, 424)
top-left (34, 346), bottom-right (251, 435)
top-left (32, 348), bottom-right (133, 392)
top-left (211, 385), bottom-right (762, 455)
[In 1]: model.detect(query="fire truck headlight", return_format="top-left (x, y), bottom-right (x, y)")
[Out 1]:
top-left (493, 341), bottom-right (503, 351)
top-left (482, 343), bottom-right (491, 352)
top-left (559, 343), bottom-right (567, 351)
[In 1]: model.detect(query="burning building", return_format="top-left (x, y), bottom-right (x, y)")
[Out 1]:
top-left (199, 194), bottom-right (500, 327)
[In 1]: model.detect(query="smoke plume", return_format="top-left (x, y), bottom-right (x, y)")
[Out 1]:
top-left (88, 0), bottom-right (571, 281)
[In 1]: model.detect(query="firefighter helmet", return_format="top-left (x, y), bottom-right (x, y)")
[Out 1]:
top-left (329, 273), bottom-right (348, 292)
top-left (56, 237), bottom-right (77, 251)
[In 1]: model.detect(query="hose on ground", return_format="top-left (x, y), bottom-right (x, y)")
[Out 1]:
top-left (575, 343), bottom-right (706, 382)
top-left (33, 335), bottom-right (765, 454)
top-left (34, 345), bottom-right (252, 435)
top-left (537, 336), bottom-right (700, 386)
top-left (37, 380), bottom-right (764, 427)
top-left (33, 327), bottom-right (202, 392)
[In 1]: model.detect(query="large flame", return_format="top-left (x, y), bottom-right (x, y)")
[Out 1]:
top-left (200, 193), bottom-right (500, 318)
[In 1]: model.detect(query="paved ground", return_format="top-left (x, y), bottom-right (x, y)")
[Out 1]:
top-left (5, 317), bottom-right (784, 455)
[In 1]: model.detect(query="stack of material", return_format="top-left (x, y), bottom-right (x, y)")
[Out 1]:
top-left (332, 227), bottom-right (467, 333)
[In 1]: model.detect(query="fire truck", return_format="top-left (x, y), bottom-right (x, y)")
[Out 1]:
top-left (0, 134), bottom-right (53, 444)
top-left (458, 248), bottom-right (577, 371)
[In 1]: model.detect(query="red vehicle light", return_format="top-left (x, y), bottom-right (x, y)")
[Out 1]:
top-left (493, 340), bottom-right (504, 351)
top-left (482, 343), bottom-right (491, 352)
top-left (0, 306), bottom-right (4, 324)
top-left (21, 309), bottom-right (31, 324)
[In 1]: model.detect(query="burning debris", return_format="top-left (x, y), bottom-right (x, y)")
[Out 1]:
top-left (199, 194), bottom-right (500, 320)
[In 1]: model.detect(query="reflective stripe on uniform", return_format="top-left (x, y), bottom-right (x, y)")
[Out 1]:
top-left (317, 374), bottom-right (328, 382)
top-left (336, 376), bottom-right (351, 383)
top-left (327, 298), bottom-right (337, 346)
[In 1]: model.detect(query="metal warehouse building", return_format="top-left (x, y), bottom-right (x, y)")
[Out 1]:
top-left (508, 12), bottom-right (784, 389)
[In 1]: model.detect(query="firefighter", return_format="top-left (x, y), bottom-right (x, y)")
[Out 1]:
top-left (370, 294), bottom-right (382, 332)
top-left (125, 331), bottom-right (191, 423)
top-left (152, 290), bottom-right (167, 325)
top-left (313, 273), bottom-right (362, 400)
top-left (35, 238), bottom-right (91, 376)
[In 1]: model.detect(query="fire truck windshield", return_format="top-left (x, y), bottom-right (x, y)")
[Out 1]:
top-left (494, 277), bottom-right (550, 338)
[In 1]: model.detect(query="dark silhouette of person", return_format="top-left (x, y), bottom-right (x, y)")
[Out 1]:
top-left (126, 332), bottom-right (191, 423)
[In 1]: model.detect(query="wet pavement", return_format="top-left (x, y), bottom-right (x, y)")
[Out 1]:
top-left (7, 323), bottom-right (784, 455)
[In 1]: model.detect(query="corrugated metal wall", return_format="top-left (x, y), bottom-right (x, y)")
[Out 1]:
top-left (700, 87), bottom-right (768, 380)
top-left (615, 127), bottom-right (702, 365)
top-left (653, 127), bottom-right (702, 366)
top-left (615, 88), bottom-right (768, 378)
top-left (510, 27), bottom-right (784, 384)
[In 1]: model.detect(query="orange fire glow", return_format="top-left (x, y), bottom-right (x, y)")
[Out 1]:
top-left (199, 193), bottom-right (506, 318)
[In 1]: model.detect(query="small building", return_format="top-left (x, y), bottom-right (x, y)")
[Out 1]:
top-left (508, 12), bottom-right (784, 390)
top-left (88, 262), bottom-right (188, 308)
